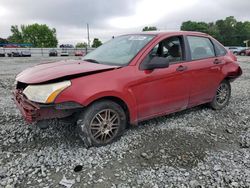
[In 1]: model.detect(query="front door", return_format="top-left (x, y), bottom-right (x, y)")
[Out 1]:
top-left (130, 36), bottom-right (191, 121)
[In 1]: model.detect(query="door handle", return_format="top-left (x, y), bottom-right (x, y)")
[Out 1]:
top-left (176, 65), bottom-right (187, 72)
top-left (214, 59), bottom-right (221, 64)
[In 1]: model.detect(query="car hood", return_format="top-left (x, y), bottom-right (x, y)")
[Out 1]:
top-left (16, 59), bottom-right (120, 84)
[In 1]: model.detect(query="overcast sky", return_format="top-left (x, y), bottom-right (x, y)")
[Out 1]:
top-left (0, 0), bottom-right (250, 45)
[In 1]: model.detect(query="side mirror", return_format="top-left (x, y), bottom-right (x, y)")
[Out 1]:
top-left (141, 56), bottom-right (170, 70)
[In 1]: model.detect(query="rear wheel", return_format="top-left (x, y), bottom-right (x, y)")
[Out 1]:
top-left (77, 100), bottom-right (127, 147)
top-left (210, 80), bottom-right (231, 110)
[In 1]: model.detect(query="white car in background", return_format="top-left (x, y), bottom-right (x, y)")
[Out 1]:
top-left (61, 49), bottom-right (69, 56)
top-left (225, 46), bottom-right (245, 55)
top-left (0, 48), bottom-right (5, 57)
top-left (21, 51), bottom-right (31, 57)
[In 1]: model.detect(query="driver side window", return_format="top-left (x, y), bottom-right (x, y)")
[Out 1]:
top-left (146, 36), bottom-right (184, 64)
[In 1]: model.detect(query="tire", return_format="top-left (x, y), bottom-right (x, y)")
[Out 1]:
top-left (77, 100), bottom-right (127, 147)
top-left (210, 80), bottom-right (231, 110)
top-left (240, 52), bottom-right (245, 56)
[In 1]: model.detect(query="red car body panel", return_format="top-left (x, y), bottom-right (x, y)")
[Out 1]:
top-left (186, 57), bottom-right (224, 107)
top-left (16, 60), bottom-right (120, 84)
top-left (75, 51), bottom-right (85, 56)
top-left (13, 90), bottom-right (74, 123)
top-left (246, 49), bottom-right (250, 56)
top-left (14, 31), bottom-right (242, 125)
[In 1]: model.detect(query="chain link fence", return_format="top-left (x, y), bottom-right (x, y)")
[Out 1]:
top-left (0, 47), bottom-right (95, 57)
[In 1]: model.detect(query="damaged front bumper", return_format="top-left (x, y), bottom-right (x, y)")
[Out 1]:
top-left (13, 89), bottom-right (82, 123)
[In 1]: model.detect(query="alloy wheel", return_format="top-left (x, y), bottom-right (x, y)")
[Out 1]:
top-left (216, 83), bottom-right (230, 105)
top-left (89, 109), bottom-right (120, 143)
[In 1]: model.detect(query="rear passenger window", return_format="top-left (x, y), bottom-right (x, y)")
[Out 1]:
top-left (213, 40), bottom-right (227, 56)
top-left (187, 36), bottom-right (215, 60)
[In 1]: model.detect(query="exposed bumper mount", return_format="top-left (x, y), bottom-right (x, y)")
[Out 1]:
top-left (13, 90), bottom-right (81, 123)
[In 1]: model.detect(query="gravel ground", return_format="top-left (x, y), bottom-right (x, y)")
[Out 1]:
top-left (0, 56), bottom-right (249, 188)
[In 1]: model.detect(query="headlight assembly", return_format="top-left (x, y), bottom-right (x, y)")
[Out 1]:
top-left (23, 80), bottom-right (71, 103)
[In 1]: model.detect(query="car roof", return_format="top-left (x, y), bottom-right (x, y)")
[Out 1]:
top-left (127, 31), bottom-right (210, 37)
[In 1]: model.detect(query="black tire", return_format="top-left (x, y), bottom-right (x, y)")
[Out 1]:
top-left (240, 52), bottom-right (246, 56)
top-left (210, 80), bottom-right (231, 110)
top-left (77, 100), bottom-right (127, 147)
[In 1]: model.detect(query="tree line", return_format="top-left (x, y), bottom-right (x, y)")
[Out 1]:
top-left (1, 23), bottom-right (103, 48)
top-left (181, 16), bottom-right (250, 46)
top-left (7, 24), bottom-right (58, 47)
top-left (2, 16), bottom-right (249, 48)
top-left (143, 16), bottom-right (250, 46)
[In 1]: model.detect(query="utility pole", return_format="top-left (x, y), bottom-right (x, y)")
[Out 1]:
top-left (87, 23), bottom-right (90, 47)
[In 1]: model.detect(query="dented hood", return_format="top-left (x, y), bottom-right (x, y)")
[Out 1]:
top-left (16, 59), bottom-right (120, 84)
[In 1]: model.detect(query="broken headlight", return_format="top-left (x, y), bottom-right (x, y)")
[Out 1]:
top-left (23, 81), bottom-right (71, 103)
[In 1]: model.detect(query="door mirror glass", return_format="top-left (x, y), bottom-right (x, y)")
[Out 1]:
top-left (141, 56), bottom-right (169, 70)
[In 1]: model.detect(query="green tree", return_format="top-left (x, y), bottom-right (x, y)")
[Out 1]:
top-left (215, 16), bottom-right (238, 46)
top-left (8, 25), bottom-right (23, 43)
top-left (142, 26), bottom-right (157, 31)
top-left (0, 38), bottom-right (9, 44)
top-left (181, 16), bottom-right (250, 46)
top-left (207, 22), bottom-right (220, 41)
top-left (76, 42), bottom-right (87, 48)
top-left (8, 23), bottom-right (58, 47)
top-left (181, 21), bottom-right (209, 33)
top-left (92, 38), bottom-right (102, 48)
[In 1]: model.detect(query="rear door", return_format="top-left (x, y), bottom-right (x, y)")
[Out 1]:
top-left (185, 35), bottom-right (225, 107)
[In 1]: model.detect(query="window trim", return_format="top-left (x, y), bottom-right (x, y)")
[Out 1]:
top-left (211, 39), bottom-right (227, 57)
top-left (139, 35), bottom-right (187, 70)
top-left (185, 35), bottom-right (216, 61)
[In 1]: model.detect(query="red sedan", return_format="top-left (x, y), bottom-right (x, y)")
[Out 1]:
top-left (14, 31), bottom-right (242, 147)
top-left (75, 50), bottom-right (85, 56)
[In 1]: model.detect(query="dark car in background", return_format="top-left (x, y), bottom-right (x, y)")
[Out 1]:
top-left (8, 51), bottom-right (21, 57)
top-left (238, 48), bottom-right (250, 56)
top-left (49, 49), bottom-right (58, 56)
top-left (7, 51), bottom-right (31, 57)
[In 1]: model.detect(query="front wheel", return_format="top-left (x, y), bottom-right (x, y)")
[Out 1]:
top-left (210, 80), bottom-right (231, 110)
top-left (77, 100), bottom-right (127, 147)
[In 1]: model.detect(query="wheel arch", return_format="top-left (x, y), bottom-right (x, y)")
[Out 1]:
top-left (84, 95), bottom-right (134, 126)
top-left (223, 65), bottom-right (242, 82)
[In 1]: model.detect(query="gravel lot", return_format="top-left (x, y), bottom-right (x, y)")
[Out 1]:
top-left (0, 56), bottom-right (249, 188)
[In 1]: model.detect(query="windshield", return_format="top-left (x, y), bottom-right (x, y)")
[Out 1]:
top-left (83, 34), bottom-right (155, 66)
